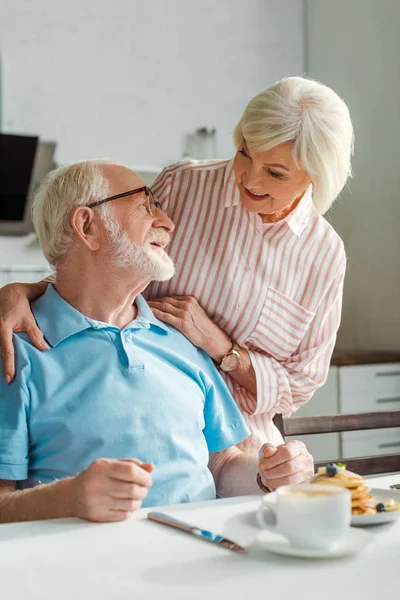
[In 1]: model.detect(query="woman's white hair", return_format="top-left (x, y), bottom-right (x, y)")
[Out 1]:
top-left (234, 76), bottom-right (354, 214)
top-left (32, 159), bottom-right (116, 267)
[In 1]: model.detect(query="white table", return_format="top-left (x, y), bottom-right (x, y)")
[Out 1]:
top-left (1, 474), bottom-right (399, 600)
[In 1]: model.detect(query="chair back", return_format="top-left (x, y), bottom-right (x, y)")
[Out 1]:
top-left (274, 410), bottom-right (400, 475)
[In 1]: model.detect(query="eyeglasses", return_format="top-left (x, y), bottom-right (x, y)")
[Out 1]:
top-left (87, 186), bottom-right (162, 217)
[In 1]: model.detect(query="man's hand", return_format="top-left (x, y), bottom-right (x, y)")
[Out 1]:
top-left (70, 458), bottom-right (154, 522)
top-left (258, 441), bottom-right (314, 491)
top-left (148, 296), bottom-right (231, 362)
top-left (0, 283), bottom-right (49, 382)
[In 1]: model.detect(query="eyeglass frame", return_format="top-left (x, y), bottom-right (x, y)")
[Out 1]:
top-left (87, 186), bottom-right (162, 217)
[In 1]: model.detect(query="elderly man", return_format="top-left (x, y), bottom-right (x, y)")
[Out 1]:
top-left (0, 160), bottom-right (313, 523)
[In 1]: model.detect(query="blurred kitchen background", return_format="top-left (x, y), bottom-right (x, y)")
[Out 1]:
top-left (1, 0), bottom-right (400, 460)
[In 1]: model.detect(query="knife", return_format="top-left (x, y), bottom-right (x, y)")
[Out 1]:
top-left (147, 511), bottom-right (248, 554)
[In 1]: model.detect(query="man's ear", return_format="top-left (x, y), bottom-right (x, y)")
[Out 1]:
top-left (70, 206), bottom-right (102, 251)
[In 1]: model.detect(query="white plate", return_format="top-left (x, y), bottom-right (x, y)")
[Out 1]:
top-left (351, 487), bottom-right (400, 526)
top-left (256, 528), bottom-right (373, 559)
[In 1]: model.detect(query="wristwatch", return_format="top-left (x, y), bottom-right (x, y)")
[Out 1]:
top-left (219, 340), bottom-right (241, 372)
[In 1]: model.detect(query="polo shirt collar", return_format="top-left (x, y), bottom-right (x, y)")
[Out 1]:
top-left (133, 294), bottom-right (170, 333)
top-left (32, 285), bottom-right (92, 348)
top-left (222, 157), bottom-right (313, 237)
top-left (32, 286), bottom-right (169, 348)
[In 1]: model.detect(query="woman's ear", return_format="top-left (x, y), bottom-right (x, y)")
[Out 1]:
top-left (70, 206), bottom-right (101, 251)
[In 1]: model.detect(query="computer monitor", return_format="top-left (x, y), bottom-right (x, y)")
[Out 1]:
top-left (0, 133), bottom-right (56, 235)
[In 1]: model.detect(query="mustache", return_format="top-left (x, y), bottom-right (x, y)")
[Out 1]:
top-left (144, 229), bottom-right (171, 247)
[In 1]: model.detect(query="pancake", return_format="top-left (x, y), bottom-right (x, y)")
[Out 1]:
top-left (312, 463), bottom-right (400, 517)
top-left (351, 485), bottom-right (369, 500)
top-left (312, 473), bottom-right (364, 489)
top-left (352, 506), bottom-right (376, 516)
top-left (351, 495), bottom-right (373, 509)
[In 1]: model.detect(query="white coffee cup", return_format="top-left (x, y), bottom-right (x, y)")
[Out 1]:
top-left (257, 483), bottom-right (351, 550)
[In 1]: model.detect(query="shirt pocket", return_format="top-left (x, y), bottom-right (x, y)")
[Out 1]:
top-left (246, 287), bottom-right (316, 361)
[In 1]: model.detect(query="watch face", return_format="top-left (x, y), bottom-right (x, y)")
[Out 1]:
top-left (221, 351), bottom-right (240, 372)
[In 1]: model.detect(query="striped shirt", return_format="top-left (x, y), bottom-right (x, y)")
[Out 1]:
top-left (146, 159), bottom-right (346, 448)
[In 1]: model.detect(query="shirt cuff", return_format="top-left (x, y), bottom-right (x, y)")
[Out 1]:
top-left (247, 349), bottom-right (281, 416)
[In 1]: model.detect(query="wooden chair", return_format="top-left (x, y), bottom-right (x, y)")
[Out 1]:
top-left (274, 410), bottom-right (400, 475)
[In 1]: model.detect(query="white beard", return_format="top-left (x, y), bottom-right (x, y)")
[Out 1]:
top-left (101, 212), bottom-right (175, 282)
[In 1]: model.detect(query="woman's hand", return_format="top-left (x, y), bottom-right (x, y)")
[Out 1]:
top-left (258, 441), bottom-right (315, 491)
top-left (148, 295), bottom-right (232, 362)
top-left (0, 283), bottom-right (49, 382)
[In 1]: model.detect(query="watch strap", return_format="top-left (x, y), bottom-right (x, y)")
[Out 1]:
top-left (257, 472), bottom-right (271, 494)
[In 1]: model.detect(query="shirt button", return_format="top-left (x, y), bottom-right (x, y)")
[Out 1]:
top-left (236, 303), bottom-right (241, 308)
top-left (247, 266), bottom-right (251, 271)
top-left (255, 230), bottom-right (260, 235)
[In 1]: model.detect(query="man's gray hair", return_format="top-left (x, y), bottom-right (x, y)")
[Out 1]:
top-left (32, 159), bottom-right (115, 267)
top-left (234, 76), bottom-right (354, 215)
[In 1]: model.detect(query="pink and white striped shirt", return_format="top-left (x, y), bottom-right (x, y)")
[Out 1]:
top-left (146, 159), bottom-right (346, 448)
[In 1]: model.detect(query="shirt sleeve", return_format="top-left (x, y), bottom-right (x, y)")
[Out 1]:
top-left (197, 352), bottom-right (250, 452)
top-left (150, 166), bottom-right (173, 210)
top-left (150, 161), bottom-right (195, 211)
top-left (0, 374), bottom-right (30, 481)
top-left (245, 263), bottom-right (346, 417)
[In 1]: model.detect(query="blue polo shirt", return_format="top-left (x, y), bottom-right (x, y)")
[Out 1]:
top-left (0, 286), bottom-right (249, 507)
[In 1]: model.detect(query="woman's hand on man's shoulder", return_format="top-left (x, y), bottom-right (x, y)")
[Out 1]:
top-left (0, 282), bottom-right (48, 382)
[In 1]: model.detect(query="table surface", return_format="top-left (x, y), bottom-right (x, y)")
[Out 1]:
top-left (1, 474), bottom-right (400, 600)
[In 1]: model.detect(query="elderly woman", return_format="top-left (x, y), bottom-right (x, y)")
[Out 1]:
top-left (0, 76), bottom-right (353, 488)
top-left (147, 76), bottom-right (353, 445)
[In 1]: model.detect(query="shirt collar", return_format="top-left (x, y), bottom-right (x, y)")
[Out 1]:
top-left (32, 286), bottom-right (169, 348)
top-left (283, 184), bottom-right (314, 237)
top-left (32, 285), bottom-right (93, 348)
top-left (132, 294), bottom-right (170, 333)
top-left (222, 158), bottom-right (241, 208)
top-left (222, 158), bottom-right (313, 237)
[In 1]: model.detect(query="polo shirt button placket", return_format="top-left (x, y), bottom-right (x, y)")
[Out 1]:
top-left (119, 330), bottom-right (130, 367)
top-left (122, 330), bottom-right (144, 372)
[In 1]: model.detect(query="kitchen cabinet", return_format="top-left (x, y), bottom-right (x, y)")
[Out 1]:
top-left (339, 362), bottom-right (400, 459)
top-left (286, 356), bottom-right (400, 463)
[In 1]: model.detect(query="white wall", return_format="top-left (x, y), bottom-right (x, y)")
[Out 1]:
top-left (1, 0), bottom-right (304, 167)
top-left (0, 0), bottom-right (305, 266)
top-left (306, 0), bottom-right (400, 352)
top-left (0, 235), bottom-right (48, 267)
top-left (0, 235), bottom-right (51, 289)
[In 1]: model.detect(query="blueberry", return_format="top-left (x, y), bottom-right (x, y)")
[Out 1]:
top-left (376, 502), bottom-right (386, 513)
top-left (326, 464), bottom-right (339, 477)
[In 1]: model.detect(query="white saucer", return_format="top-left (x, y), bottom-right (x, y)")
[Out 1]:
top-left (256, 528), bottom-right (373, 559)
top-left (351, 488), bottom-right (400, 526)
